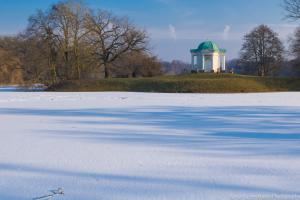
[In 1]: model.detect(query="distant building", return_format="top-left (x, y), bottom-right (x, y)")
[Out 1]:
top-left (190, 41), bottom-right (226, 73)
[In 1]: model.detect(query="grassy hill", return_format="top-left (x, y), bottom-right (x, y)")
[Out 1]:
top-left (48, 73), bottom-right (300, 93)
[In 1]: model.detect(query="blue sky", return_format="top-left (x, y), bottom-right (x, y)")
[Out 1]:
top-left (0, 0), bottom-right (298, 61)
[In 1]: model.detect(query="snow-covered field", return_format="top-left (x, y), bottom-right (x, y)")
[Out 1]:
top-left (0, 91), bottom-right (300, 200)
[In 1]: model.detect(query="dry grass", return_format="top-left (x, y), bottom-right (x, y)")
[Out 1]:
top-left (48, 73), bottom-right (300, 93)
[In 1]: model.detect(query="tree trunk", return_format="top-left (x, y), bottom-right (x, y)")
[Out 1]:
top-left (104, 64), bottom-right (110, 78)
top-left (48, 55), bottom-right (57, 84)
top-left (64, 51), bottom-right (70, 79)
top-left (51, 63), bottom-right (57, 84)
top-left (77, 62), bottom-right (81, 80)
top-left (261, 65), bottom-right (265, 77)
top-left (75, 50), bottom-right (81, 80)
top-left (74, 41), bottom-right (81, 80)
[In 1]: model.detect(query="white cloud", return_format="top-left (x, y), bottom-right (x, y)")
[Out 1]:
top-left (223, 25), bottom-right (231, 40)
top-left (168, 24), bottom-right (177, 40)
top-left (149, 24), bottom-right (241, 41)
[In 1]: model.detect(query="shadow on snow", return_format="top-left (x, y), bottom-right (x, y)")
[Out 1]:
top-left (0, 106), bottom-right (300, 156)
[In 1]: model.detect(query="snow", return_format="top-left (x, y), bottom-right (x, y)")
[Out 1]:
top-left (0, 91), bottom-right (299, 200)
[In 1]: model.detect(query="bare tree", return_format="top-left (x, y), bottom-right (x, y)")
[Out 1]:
top-left (27, 10), bottom-right (59, 83)
top-left (0, 0), bottom-right (153, 83)
top-left (283, 0), bottom-right (300, 20)
top-left (85, 10), bottom-right (148, 78)
top-left (288, 27), bottom-right (300, 75)
top-left (26, 0), bottom-right (91, 81)
top-left (51, 0), bottom-right (89, 79)
top-left (51, 1), bottom-right (74, 79)
top-left (239, 25), bottom-right (284, 77)
top-left (111, 52), bottom-right (162, 77)
top-left (0, 36), bottom-right (48, 83)
top-left (282, 0), bottom-right (300, 76)
top-left (0, 48), bottom-right (23, 84)
top-left (69, 2), bottom-right (90, 80)
top-left (290, 27), bottom-right (300, 56)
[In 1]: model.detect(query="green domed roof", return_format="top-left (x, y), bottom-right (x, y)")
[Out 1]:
top-left (198, 41), bottom-right (219, 52)
top-left (191, 41), bottom-right (226, 53)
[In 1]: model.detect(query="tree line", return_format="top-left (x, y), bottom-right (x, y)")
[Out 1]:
top-left (2, 0), bottom-right (300, 84)
top-left (228, 0), bottom-right (300, 77)
top-left (0, 0), bottom-right (162, 84)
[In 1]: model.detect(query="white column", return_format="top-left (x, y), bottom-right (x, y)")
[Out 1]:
top-left (222, 55), bottom-right (226, 71)
top-left (219, 54), bottom-right (222, 72)
top-left (211, 54), bottom-right (214, 72)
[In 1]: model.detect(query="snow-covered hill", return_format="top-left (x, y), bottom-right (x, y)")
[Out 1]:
top-left (0, 92), bottom-right (299, 200)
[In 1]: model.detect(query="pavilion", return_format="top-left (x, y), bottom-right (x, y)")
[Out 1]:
top-left (190, 41), bottom-right (226, 73)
